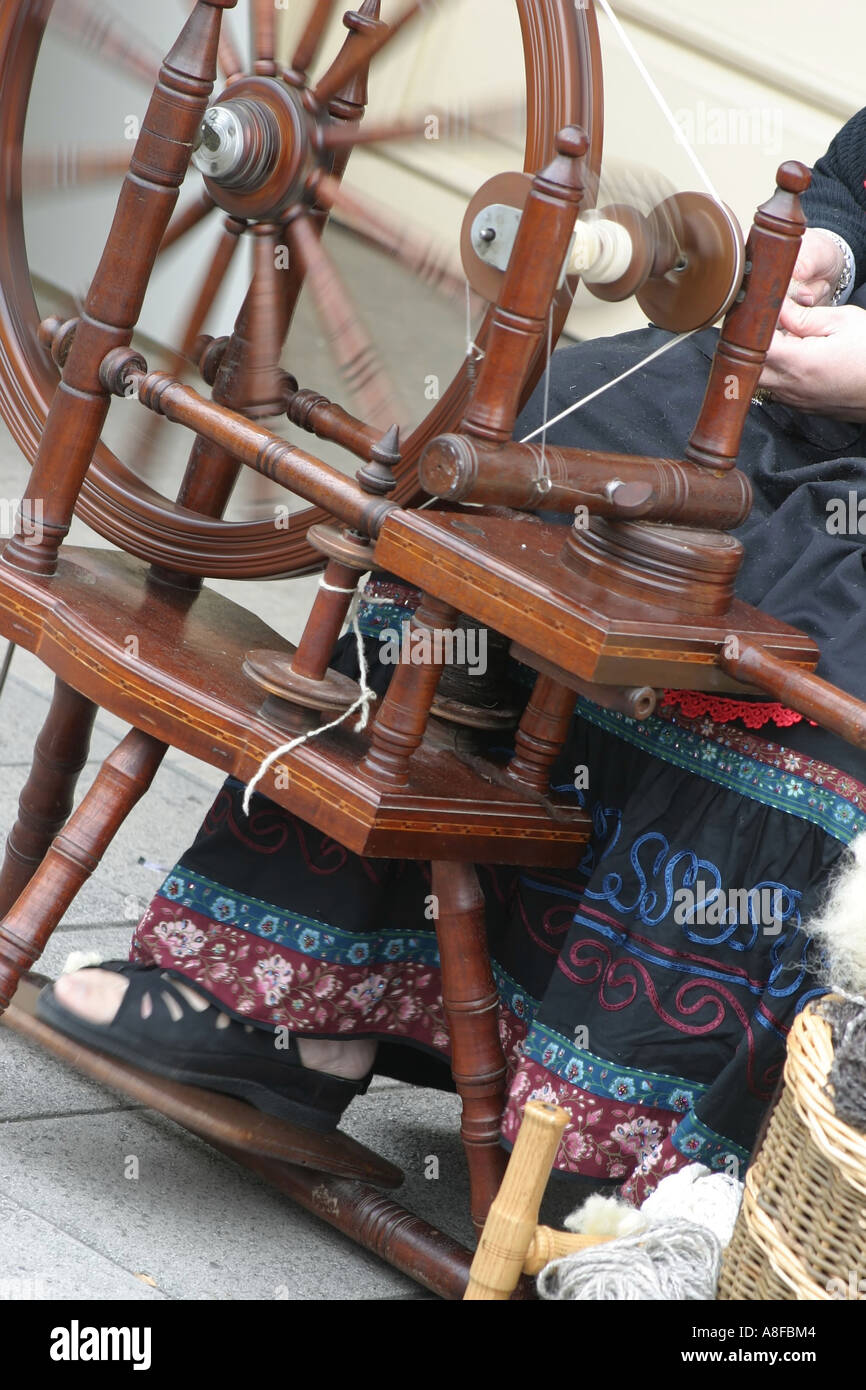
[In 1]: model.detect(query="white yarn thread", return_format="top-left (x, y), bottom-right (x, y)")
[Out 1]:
top-left (538, 1221), bottom-right (721, 1301)
top-left (465, 279), bottom-right (485, 367)
top-left (539, 302), bottom-right (554, 475)
top-left (520, 328), bottom-right (697, 442)
top-left (521, 0), bottom-right (727, 449)
top-left (595, 0), bottom-right (722, 205)
top-left (241, 578), bottom-right (377, 816)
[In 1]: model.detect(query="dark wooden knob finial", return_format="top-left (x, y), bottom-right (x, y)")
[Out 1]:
top-left (776, 161), bottom-right (811, 195)
top-left (555, 126), bottom-right (589, 160)
top-left (356, 424), bottom-right (400, 495)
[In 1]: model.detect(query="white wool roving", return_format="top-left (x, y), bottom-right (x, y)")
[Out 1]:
top-left (804, 831), bottom-right (866, 996)
top-left (641, 1163), bottom-right (742, 1247)
top-left (538, 1221), bottom-right (722, 1301)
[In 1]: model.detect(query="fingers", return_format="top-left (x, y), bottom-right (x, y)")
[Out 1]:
top-left (788, 277), bottom-right (833, 307)
top-left (776, 298), bottom-right (838, 337)
top-left (760, 328), bottom-right (800, 387)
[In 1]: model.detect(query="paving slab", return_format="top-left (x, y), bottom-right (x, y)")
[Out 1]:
top-left (0, 1028), bottom-right (141, 1122)
top-left (0, 1106), bottom-right (439, 1299)
top-left (0, 1191), bottom-right (166, 1302)
top-left (34, 924), bottom-right (139, 975)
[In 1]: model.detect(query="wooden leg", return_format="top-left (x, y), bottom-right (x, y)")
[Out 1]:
top-left (0, 727), bottom-right (167, 1013)
top-left (432, 859), bottom-right (507, 1235)
top-left (360, 595), bottom-right (459, 786)
top-left (506, 673), bottom-right (575, 793)
top-left (0, 679), bottom-right (97, 918)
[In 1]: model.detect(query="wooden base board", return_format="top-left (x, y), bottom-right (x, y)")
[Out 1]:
top-left (375, 510), bottom-right (820, 691)
top-left (0, 547), bottom-right (590, 866)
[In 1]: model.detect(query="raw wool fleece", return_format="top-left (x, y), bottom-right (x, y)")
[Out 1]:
top-left (806, 830), bottom-right (866, 996)
top-left (564, 1192), bottom-right (647, 1240)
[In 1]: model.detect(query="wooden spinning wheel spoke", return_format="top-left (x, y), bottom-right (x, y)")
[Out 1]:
top-left (291, 0), bottom-right (340, 76)
top-left (175, 217), bottom-right (245, 369)
top-left (285, 210), bottom-right (404, 433)
top-left (128, 216), bottom-right (245, 477)
top-left (251, 0), bottom-right (279, 77)
top-left (235, 224), bottom-right (291, 415)
top-left (319, 114), bottom-right (433, 152)
top-left (320, 98), bottom-right (529, 154)
top-left (215, 11), bottom-right (245, 81)
top-left (21, 147), bottom-right (133, 194)
top-left (52, 0), bottom-right (163, 87)
top-left (313, 0), bottom-right (435, 107)
top-left (313, 172), bottom-right (471, 305)
top-left (159, 190), bottom-right (217, 255)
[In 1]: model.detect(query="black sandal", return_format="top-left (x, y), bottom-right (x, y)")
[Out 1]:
top-left (35, 961), bottom-right (372, 1132)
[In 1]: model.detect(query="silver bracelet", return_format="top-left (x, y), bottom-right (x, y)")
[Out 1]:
top-left (815, 229), bottom-right (856, 304)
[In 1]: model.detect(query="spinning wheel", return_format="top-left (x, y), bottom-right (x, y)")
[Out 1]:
top-left (3, 0), bottom-right (866, 1302)
top-left (0, 0), bottom-right (603, 577)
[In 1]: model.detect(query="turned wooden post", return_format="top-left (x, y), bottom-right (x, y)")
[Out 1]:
top-left (360, 594), bottom-right (460, 786)
top-left (506, 674), bottom-right (576, 793)
top-left (686, 162), bottom-right (811, 471)
top-left (461, 126), bottom-right (589, 445)
top-left (0, 679), bottom-right (97, 917)
top-left (3, 0), bottom-right (235, 577)
top-left (0, 729), bottom-right (167, 1013)
top-left (432, 859), bottom-right (508, 1234)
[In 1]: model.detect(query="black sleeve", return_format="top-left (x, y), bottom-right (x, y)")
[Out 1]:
top-left (799, 107), bottom-right (866, 287)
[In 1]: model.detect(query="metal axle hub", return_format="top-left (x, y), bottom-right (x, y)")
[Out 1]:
top-left (190, 77), bottom-right (313, 220)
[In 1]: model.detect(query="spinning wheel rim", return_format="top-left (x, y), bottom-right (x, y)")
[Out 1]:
top-left (0, 0), bottom-right (603, 579)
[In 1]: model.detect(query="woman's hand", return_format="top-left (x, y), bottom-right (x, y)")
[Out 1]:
top-left (759, 298), bottom-right (866, 420)
top-left (787, 227), bottom-right (846, 306)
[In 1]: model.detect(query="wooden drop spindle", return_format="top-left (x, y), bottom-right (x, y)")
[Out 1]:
top-left (464, 1100), bottom-right (568, 1299)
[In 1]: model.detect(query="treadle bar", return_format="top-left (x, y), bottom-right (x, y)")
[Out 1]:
top-left (3, 977), bottom-right (483, 1298)
top-left (212, 1142), bottom-right (477, 1301)
top-left (1, 976), bottom-right (403, 1189)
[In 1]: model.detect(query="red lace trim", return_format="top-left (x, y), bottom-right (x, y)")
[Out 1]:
top-left (661, 690), bottom-right (809, 730)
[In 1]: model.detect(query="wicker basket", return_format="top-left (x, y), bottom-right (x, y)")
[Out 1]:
top-left (718, 997), bottom-right (866, 1300)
